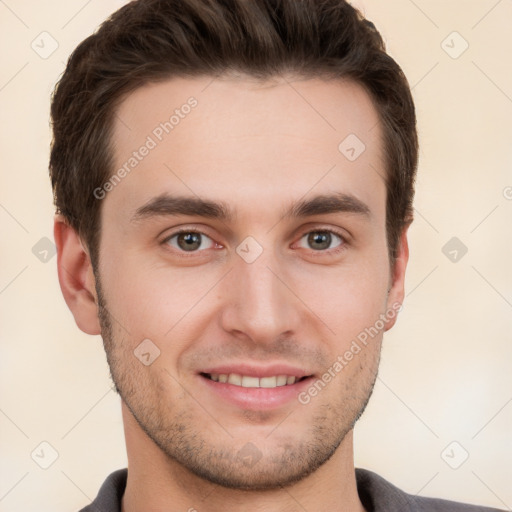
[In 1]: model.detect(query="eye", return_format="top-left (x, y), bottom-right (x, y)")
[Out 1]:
top-left (164, 230), bottom-right (216, 252)
top-left (297, 230), bottom-right (345, 252)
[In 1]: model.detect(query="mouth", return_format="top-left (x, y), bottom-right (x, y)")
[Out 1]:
top-left (200, 372), bottom-right (310, 388)
top-left (197, 366), bottom-right (315, 411)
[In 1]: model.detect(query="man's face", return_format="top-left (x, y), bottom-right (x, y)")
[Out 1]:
top-left (94, 75), bottom-right (404, 489)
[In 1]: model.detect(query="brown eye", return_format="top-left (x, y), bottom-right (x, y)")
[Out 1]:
top-left (165, 231), bottom-right (215, 252)
top-left (298, 230), bottom-right (344, 251)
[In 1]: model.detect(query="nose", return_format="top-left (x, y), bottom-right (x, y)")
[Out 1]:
top-left (219, 242), bottom-right (302, 345)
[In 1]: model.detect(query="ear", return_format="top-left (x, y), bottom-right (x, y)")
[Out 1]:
top-left (384, 225), bottom-right (410, 332)
top-left (54, 215), bottom-right (101, 335)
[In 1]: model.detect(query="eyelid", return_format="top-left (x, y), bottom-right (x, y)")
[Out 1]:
top-left (296, 223), bottom-right (351, 244)
top-left (294, 226), bottom-right (349, 254)
top-left (160, 225), bottom-right (216, 241)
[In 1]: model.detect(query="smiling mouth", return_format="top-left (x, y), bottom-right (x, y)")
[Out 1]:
top-left (200, 373), bottom-right (311, 388)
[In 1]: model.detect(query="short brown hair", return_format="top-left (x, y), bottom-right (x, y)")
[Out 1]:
top-left (50, 0), bottom-right (418, 269)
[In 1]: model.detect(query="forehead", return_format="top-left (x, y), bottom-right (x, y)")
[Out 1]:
top-left (108, 75), bottom-right (385, 227)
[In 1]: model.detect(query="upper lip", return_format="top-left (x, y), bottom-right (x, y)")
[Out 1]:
top-left (199, 363), bottom-right (312, 379)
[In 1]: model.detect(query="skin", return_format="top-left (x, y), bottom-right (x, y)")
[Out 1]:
top-left (55, 74), bottom-right (409, 512)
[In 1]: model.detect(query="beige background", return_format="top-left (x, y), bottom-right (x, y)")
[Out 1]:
top-left (1, 0), bottom-right (511, 510)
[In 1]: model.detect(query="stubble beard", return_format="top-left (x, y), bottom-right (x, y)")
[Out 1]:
top-left (94, 272), bottom-right (381, 491)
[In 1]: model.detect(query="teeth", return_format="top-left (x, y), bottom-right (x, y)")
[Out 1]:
top-left (241, 376), bottom-right (260, 388)
top-left (208, 373), bottom-right (299, 388)
top-left (260, 376), bottom-right (277, 388)
top-left (277, 375), bottom-right (287, 386)
top-left (228, 373), bottom-right (242, 386)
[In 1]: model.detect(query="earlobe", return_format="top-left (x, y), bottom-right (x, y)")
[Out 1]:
top-left (384, 226), bottom-right (410, 332)
top-left (54, 215), bottom-right (101, 335)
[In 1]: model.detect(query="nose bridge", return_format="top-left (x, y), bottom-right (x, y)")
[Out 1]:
top-left (220, 238), bottom-right (299, 341)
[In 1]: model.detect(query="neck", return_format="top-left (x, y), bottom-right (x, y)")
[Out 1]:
top-left (121, 403), bottom-right (366, 512)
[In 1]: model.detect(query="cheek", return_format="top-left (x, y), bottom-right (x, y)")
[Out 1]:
top-left (100, 225), bottom-right (390, 345)
top-left (291, 258), bottom-right (389, 342)
top-left (101, 251), bottom-right (218, 341)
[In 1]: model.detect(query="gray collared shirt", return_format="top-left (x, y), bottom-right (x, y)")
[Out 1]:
top-left (78, 468), bottom-right (506, 511)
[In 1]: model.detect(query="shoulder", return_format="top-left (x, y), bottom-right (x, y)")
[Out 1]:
top-left (78, 468), bottom-right (127, 512)
top-left (355, 468), bottom-right (506, 512)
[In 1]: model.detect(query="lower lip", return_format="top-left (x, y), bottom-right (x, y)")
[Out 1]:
top-left (198, 375), bottom-right (313, 411)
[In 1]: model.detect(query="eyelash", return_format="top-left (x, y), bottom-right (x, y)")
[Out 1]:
top-left (161, 227), bottom-right (348, 258)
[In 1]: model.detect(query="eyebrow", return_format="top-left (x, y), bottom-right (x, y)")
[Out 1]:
top-left (132, 194), bottom-right (235, 223)
top-left (131, 192), bottom-right (371, 223)
top-left (286, 192), bottom-right (371, 220)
